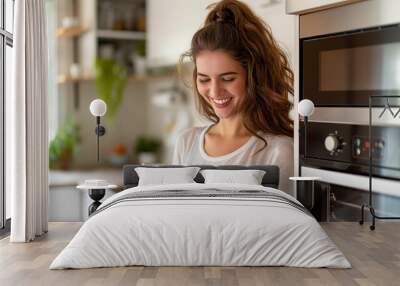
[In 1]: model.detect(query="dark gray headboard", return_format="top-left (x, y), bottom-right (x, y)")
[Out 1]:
top-left (123, 165), bottom-right (279, 189)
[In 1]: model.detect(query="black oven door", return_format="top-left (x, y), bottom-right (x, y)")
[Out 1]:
top-left (301, 24), bottom-right (400, 107)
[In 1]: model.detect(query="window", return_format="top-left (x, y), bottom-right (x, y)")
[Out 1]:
top-left (1, 0), bottom-right (14, 232)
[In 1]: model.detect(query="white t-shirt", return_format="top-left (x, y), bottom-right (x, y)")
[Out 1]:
top-left (172, 125), bottom-right (294, 194)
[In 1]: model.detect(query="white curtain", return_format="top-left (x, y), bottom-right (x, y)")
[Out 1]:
top-left (7, 0), bottom-right (49, 242)
top-left (45, 0), bottom-right (58, 141)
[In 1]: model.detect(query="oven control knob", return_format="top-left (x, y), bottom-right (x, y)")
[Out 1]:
top-left (325, 135), bottom-right (340, 152)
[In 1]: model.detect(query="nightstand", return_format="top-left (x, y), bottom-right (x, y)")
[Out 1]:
top-left (289, 176), bottom-right (321, 210)
top-left (77, 180), bottom-right (119, 215)
top-left (290, 176), bottom-right (331, 222)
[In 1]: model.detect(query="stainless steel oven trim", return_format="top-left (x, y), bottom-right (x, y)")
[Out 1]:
top-left (308, 108), bottom-right (400, 126)
top-left (301, 166), bottom-right (400, 198)
top-left (300, 0), bottom-right (400, 39)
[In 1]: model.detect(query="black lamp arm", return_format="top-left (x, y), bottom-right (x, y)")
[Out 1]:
top-left (95, 116), bottom-right (106, 136)
top-left (95, 116), bottom-right (106, 163)
top-left (304, 116), bottom-right (308, 158)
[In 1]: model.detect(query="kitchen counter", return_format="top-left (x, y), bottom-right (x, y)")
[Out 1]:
top-left (49, 168), bottom-right (124, 222)
top-left (49, 168), bottom-right (123, 187)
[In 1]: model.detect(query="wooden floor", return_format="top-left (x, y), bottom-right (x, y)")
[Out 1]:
top-left (0, 222), bottom-right (399, 286)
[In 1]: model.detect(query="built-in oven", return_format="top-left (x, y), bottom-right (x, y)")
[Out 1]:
top-left (300, 122), bottom-right (400, 221)
top-left (301, 24), bottom-right (400, 107)
top-left (298, 0), bottom-right (400, 221)
top-left (300, 122), bottom-right (400, 180)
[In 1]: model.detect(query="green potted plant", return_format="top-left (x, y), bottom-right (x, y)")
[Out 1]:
top-left (131, 40), bottom-right (147, 76)
top-left (95, 58), bottom-right (128, 125)
top-left (49, 120), bottom-right (80, 170)
top-left (134, 136), bottom-right (162, 164)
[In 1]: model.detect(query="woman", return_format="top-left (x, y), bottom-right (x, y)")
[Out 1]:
top-left (173, 0), bottom-right (294, 194)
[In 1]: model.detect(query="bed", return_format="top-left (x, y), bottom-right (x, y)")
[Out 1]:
top-left (50, 165), bottom-right (350, 269)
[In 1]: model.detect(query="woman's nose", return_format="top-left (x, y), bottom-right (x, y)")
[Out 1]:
top-left (209, 81), bottom-right (222, 98)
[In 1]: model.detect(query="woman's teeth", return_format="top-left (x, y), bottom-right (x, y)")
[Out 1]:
top-left (211, 97), bottom-right (231, 105)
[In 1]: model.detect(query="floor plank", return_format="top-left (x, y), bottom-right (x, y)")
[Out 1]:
top-left (0, 222), bottom-right (399, 286)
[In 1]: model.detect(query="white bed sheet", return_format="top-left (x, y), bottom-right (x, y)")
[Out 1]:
top-left (50, 183), bottom-right (350, 269)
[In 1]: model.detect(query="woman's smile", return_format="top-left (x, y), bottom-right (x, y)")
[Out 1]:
top-left (209, 96), bottom-right (233, 108)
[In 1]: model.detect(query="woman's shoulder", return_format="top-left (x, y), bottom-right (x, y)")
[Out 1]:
top-left (267, 134), bottom-right (293, 145)
top-left (176, 126), bottom-right (208, 146)
top-left (258, 133), bottom-right (294, 155)
top-left (260, 133), bottom-right (293, 146)
top-left (178, 126), bottom-right (206, 139)
top-left (255, 133), bottom-right (293, 163)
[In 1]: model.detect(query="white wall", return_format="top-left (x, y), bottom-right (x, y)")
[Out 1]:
top-left (147, 0), bottom-right (214, 67)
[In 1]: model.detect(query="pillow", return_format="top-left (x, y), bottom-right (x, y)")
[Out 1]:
top-left (200, 169), bottom-right (266, 185)
top-left (135, 167), bottom-right (201, 186)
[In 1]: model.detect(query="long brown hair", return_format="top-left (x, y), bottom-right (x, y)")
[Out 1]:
top-left (180, 0), bottom-right (294, 145)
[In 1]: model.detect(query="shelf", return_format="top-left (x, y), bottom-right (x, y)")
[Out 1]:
top-left (57, 75), bottom-right (93, 84)
top-left (128, 74), bottom-right (175, 82)
top-left (57, 26), bottom-right (88, 38)
top-left (97, 30), bottom-right (146, 40)
top-left (58, 73), bottom-right (175, 84)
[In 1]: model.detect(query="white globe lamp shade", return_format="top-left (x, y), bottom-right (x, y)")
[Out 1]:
top-left (298, 99), bottom-right (315, 117)
top-left (90, 99), bottom-right (107, 117)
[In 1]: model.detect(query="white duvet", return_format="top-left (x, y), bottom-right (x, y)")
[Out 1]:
top-left (50, 183), bottom-right (351, 269)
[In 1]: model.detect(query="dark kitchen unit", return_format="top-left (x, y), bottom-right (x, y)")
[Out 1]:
top-left (298, 0), bottom-right (400, 222)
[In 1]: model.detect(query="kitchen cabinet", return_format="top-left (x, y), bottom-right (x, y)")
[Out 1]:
top-left (49, 169), bottom-right (122, 222)
top-left (286, 0), bottom-right (365, 15)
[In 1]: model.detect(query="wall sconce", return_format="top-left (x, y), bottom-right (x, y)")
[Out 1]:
top-left (89, 99), bottom-right (107, 163)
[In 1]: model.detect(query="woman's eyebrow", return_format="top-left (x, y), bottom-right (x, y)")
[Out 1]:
top-left (219, 72), bottom-right (238, 76)
top-left (197, 72), bottom-right (238, 77)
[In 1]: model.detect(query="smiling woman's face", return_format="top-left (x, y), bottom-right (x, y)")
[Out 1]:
top-left (195, 50), bottom-right (247, 119)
